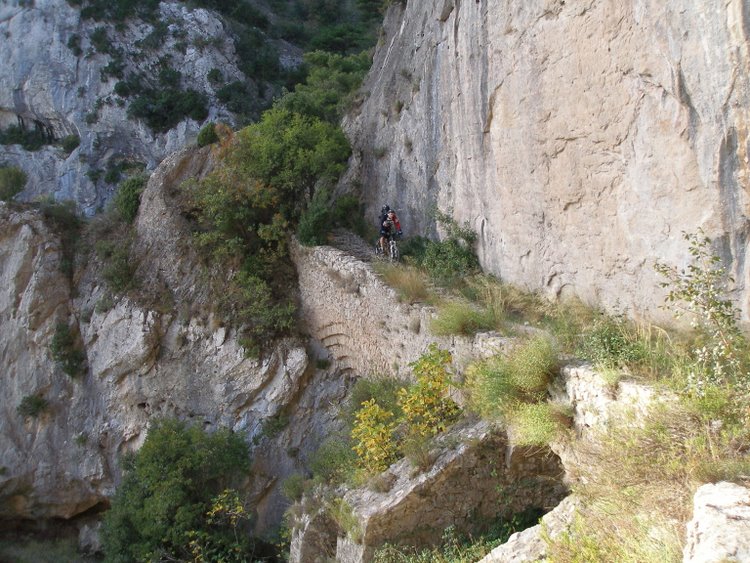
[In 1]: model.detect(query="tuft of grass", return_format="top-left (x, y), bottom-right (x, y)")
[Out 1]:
top-left (552, 395), bottom-right (750, 561)
top-left (507, 402), bottom-right (563, 446)
top-left (377, 263), bottom-right (432, 303)
top-left (327, 498), bottom-right (362, 543)
top-left (400, 433), bottom-right (435, 473)
top-left (466, 335), bottom-right (558, 420)
top-left (430, 300), bottom-right (496, 336)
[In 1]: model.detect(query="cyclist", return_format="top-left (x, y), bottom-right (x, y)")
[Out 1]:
top-left (379, 205), bottom-right (402, 255)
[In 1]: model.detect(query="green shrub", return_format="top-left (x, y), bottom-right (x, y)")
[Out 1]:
top-left (17, 395), bottom-right (48, 418)
top-left (101, 418), bottom-right (251, 563)
top-left (331, 193), bottom-right (368, 236)
top-left (281, 474), bottom-right (306, 502)
top-left (0, 124), bottom-right (48, 151)
top-left (326, 498), bottom-right (362, 542)
top-left (223, 271), bottom-right (295, 345)
top-left (422, 238), bottom-right (480, 286)
top-left (90, 26), bottom-right (111, 53)
top-left (185, 489), bottom-right (254, 562)
top-left (60, 134), bottom-right (80, 153)
top-left (507, 335), bottom-right (558, 397)
top-left (128, 88), bottom-right (208, 133)
top-left (216, 81), bottom-right (256, 118)
top-left (399, 235), bottom-right (429, 263)
top-left (344, 377), bottom-right (406, 427)
top-left (276, 50), bottom-right (372, 123)
top-left (310, 434), bottom-right (358, 485)
top-left (655, 230), bottom-right (749, 389)
top-left (466, 336), bottom-right (557, 419)
top-left (207, 68), bottom-right (223, 85)
top-left (419, 212), bottom-right (480, 286)
top-left (577, 316), bottom-right (646, 370)
top-left (37, 198), bottom-right (82, 279)
top-left (0, 166), bottom-right (27, 201)
top-left (104, 166), bottom-right (121, 185)
top-left (66, 33), bottom-right (82, 56)
top-left (96, 240), bottom-right (137, 293)
top-left (374, 512), bottom-right (543, 563)
top-left (50, 322), bottom-right (86, 378)
top-left (196, 122), bottom-right (219, 147)
top-left (113, 174), bottom-right (147, 223)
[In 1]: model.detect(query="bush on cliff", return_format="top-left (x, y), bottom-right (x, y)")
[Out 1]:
top-left (0, 166), bottom-right (27, 201)
top-left (101, 418), bottom-right (251, 563)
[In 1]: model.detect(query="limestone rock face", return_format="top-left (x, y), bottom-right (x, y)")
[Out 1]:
top-left (345, 0), bottom-right (750, 321)
top-left (683, 482), bottom-right (750, 563)
top-left (0, 149), bottom-right (311, 523)
top-left (0, 0), bottom-right (285, 213)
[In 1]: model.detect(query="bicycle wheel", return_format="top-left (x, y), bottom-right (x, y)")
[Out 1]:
top-left (390, 240), bottom-right (400, 262)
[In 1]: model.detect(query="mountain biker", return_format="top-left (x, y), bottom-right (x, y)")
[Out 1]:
top-left (379, 205), bottom-right (402, 255)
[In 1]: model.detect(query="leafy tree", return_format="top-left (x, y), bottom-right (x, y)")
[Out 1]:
top-left (276, 50), bottom-right (371, 123)
top-left (297, 186), bottom-right (332, 245)
top-left (128, 88), bottom-right (208, 133)
top-left (101, 418), bottom-right (251, 563)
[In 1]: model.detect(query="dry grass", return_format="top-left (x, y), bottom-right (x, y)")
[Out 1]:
top-left (376, 263), bottom-right (433, 304)
top-left (548, 397), bottom-right (750, 562)
top-left (430, 300), bottom-right (498, 336)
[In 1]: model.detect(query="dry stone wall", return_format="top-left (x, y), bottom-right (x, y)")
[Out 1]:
top-left (290, 242), bottom-right (509, 378)
top-left (344, 0), bottom-right (750, 323)
top-left (289, 421), bottom-right (567, 563)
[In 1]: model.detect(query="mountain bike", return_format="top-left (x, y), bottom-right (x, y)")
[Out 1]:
top-left (375, 234), bottom-right (400, 262)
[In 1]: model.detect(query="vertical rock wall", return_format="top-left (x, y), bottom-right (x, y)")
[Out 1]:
top-left (344, 0), bottom-right (750, 322)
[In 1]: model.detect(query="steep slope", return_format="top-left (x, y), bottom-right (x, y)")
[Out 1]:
top-left (0, 0), bottom-right (298, 212)
top-left (0, 148), bottom-right (313, 526)
top-left (344, 0), bottom-right (750, 322)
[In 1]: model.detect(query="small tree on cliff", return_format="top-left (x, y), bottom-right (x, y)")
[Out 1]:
top-left (101, 418), bottom-right (251, 562)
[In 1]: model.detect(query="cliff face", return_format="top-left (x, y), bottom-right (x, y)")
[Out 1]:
top-left (344, 0), bottom-right (750, 321)
top-left (0, 149), bottom-right (313, 524)
top-left (0, 0), bottom-right (289, 213)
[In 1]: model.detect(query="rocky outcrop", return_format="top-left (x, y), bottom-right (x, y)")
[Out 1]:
top-left (478, 495), bottom-right (579, 563)
top-left (683, 481), bottom-right (750, 563)
top-left (289, 421), bottom-right (567, 563)
top-left (0, 0), bottom-right (296, 213)
top-left (0, 148), bottom-right (314, 527)
top-left (345, 0), bottom-right (750, 322)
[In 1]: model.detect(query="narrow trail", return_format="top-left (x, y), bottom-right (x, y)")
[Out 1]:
top-left (329, 228), bottom-right (379, 263)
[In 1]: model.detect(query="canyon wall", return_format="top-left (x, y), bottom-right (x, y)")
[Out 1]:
top-left (344, 0), bottom-right (750, 322)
